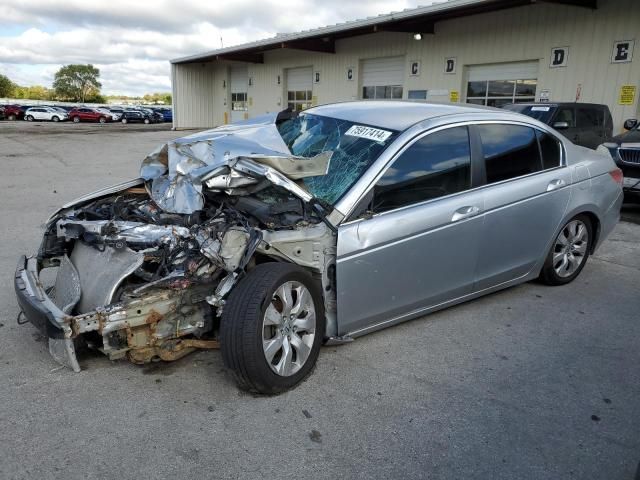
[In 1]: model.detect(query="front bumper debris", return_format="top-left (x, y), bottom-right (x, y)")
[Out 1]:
top-left (15, 255), bottom-right (80, 371)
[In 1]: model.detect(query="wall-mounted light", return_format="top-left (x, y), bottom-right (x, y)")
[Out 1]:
top-left (413, 33), bottom-right (422, 41)
top-left (248, 77), bottom-right (253, 87)
top-left (222, 80), bottom-right (226, 89)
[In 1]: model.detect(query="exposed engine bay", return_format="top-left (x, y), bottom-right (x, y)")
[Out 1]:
top-left (26, 113), bottom-right (340, 371)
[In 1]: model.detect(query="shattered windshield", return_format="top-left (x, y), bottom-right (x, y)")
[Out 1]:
top-left (277, 113), bottom-right (398, 204)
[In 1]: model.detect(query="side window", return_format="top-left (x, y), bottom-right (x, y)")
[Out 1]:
top-left (577, 107), bottom-right (601, 129)
top-left (536, 130), bottom-right (562, 169)
top-left (371, 126), bottom-right (471, 214)
top-left (555, 107), bottom-right (575, 127)
top-left (478, 124), bottom-right (541, 183)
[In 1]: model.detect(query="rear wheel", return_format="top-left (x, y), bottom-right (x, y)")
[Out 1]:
top-left (221, 263), bottom-right (325, 394)
top-left (52, 116), bottom-right (59, 122)
top-left (539, 215), bottom-right (592, 285)
top-left (121, 118), bottom-right (128, 124)
top-left (144, 118), bottom-right (150, 124)
top-left (8, 114), bottom-right (16, 121)
top-left (26, 115), bottom-right (34, 121)
top-left (99, 116), bottom-right (106, 124)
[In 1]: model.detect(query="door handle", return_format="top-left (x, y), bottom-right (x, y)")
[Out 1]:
top-left (451, 205), bottom-right (480, 222)
top-left (547, 179), bottom-right (566, 191)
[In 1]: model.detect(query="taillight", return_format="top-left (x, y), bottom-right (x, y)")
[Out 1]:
top-left (609, 168), bottom-right (623, 185)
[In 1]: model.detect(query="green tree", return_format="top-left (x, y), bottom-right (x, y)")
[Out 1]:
top-left (0, 74), bottom-right (16, 97)
top-left (53, 64), bottom-right (102, 102)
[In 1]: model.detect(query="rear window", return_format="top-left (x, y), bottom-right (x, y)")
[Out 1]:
top-left (503, 104), bottom-right (556, 124)
top-left (479, 124), bottom-right (541, 183)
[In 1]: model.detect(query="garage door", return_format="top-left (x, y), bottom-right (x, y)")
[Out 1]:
top-left (230, 66), bottom-right (248, 122)
top-left (361, 56), bottom-right (404, 100)
top-left (466, 61), bottom-right (538, 107)
top-left (286, 67), bottom-right (313, 111)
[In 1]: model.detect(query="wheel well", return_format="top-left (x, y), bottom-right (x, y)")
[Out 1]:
top-left (577, 211), bottom-right (601, 253)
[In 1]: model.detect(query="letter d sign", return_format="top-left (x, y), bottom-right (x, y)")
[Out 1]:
top-left (550, 47), bottom-right (568, 68)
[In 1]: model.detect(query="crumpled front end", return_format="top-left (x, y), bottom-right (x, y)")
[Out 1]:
top-left (16, 114), bottom-right (338, 371)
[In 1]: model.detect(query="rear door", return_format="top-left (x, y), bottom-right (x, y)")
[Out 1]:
top-left (473, 123), bottom-right (571, 289)
top-left (336, 125), bottom-right (483, 335)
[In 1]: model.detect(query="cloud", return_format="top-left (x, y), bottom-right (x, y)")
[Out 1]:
top-left (0, 0), bottom-right (427, 95)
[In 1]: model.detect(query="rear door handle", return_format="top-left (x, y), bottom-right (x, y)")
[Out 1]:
top-left (547, 179), bottom-right (566, 191)
top-left (451, 205), bottom-right (480, 222)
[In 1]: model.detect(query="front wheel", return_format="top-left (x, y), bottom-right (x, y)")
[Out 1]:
top-left (539, 215), bottom-right (592, 285)
top-left (99, 116), bottom-right (106, 124)
top-left (26, 115), bottom-right (33, 121)
top-left (144, 118), bottom-right (150, 124)
top-left (220, 263), bottom-right (325, 394)
top-left (52, 116), bottom-right (59, 122)
top-left (72, 116), bottom-right (80, 123)
top-left (121, 118), bottom-right (128, 124)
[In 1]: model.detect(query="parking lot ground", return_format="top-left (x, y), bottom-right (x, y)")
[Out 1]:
top-left (0, 122), bottom-right (639, 480)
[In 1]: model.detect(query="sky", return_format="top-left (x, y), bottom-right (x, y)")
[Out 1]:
top-left (0, 0), bottom-right (428, 96)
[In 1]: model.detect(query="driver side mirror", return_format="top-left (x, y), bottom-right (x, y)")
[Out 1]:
top-left (552, 121), bottom-right (569, 130)
top-left (623, 118), bottom-right (638, 131)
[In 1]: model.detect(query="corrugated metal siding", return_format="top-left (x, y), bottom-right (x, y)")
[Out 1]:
top-left (173, 0), bottom-right (639, 132)
top-left (173, 62), bottom-right (217, 128)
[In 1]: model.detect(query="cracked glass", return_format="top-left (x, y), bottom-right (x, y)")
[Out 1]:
top-left (277, 113), bottom-right (398, 205)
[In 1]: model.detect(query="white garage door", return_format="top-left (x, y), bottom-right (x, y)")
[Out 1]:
top-left (361, 56), bottom-right (404, 100)
top-left (286, 67), bottom-right (313, 111)
top-left (466, 61), bottom-right (538, 107)
top-left (230, 66), bottom-right (248, 122)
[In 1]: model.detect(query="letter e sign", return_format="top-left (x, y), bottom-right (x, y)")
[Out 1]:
top-left (612, 40), bottom-right (634, 63)
top-left (550, 47), bottom-right (568, 68)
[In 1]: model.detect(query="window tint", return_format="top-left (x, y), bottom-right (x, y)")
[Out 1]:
top-left (479, 124), bottom-right (541, 183)
top-left (554, 107), bottom-right (575, 127)
top-left (371, 126), bottom-right (471, 213)
top-left (576, 107), bottom-right (602, 129)
top-left (536, 130), bottom-right (562, 169)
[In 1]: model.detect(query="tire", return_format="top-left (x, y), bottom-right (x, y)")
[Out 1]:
top-left (221, 262), bottom-right (325, 394)
top-left (52, 116), bottom-right (59, 122)
top-left (26, 115), bottom-right (34, 121)
top-left (122, 118), bottom-right (128, 124)
top-left (99, 116), bottom-right (106, 124)
top-left (8, 114), bottom-right (16, 121)
top-left (539, 214), bottom-right (592, 286)
top-left (72, 116), bottom-right (80, 123)
top-left (144, 118), bottom-right (150, 124)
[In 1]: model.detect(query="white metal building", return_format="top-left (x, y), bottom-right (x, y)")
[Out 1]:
top-left (170, 0), bottom-right (639, 132)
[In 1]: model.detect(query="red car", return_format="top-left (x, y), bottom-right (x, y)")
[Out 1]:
top-left (68, 107), bottom-right (113, 123)
top-left (3, 105), bottom-right (28, 121)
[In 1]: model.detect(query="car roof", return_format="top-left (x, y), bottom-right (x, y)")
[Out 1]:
top-left (306, 101), bottom-right (497, 131)
top-left (507, 102), bottom-right (608, 108)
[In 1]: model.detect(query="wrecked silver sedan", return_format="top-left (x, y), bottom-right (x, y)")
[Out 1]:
top-left (15, 102), bottom-right (623, 393)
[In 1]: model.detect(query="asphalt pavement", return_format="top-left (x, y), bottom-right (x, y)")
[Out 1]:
top-left (0, 121), bottom-right (638, 480)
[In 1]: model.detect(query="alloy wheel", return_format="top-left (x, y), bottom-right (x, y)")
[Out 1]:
top-left (552, 220), bottom-right (589, 278)
top-left (262, 281), bottom-right (316, 377)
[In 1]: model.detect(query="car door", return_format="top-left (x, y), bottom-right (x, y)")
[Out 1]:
top-left (473, 123), bottom-right (571, 289)
top-left (336, 125), bottom-right (484, 336)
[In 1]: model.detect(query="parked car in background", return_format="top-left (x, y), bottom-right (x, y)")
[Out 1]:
top-left (96, 107), bottom-right (120, 121)
top-left (68, 107), bottom-right (113, 123)
top-left (502, 103), bottom-right (613, 150)
top-left (600, 118), bottom-right (640, 202)
top-left (24, 106), bottom-right (68, 122)
top-left (15, 102), bottom-right (623, 393)
top-left (152, 107), bottom-right (173, 122)
top-left (139, 107), bottom-right (164, 123)
top-left (3, 105), bottom-right (28, 121)
top-left (107, 107), bottom-right (125, 120)
top-left (121, 110), bottom-right (151, 124)
top-left (0, 105), bottom-right (5, 120)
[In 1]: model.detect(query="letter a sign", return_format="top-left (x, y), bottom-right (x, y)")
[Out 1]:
top-left (550, 47), bottom-right (568, 68)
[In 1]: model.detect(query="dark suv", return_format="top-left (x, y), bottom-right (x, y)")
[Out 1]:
top-left (503, 102), bottom-right (613, 149)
